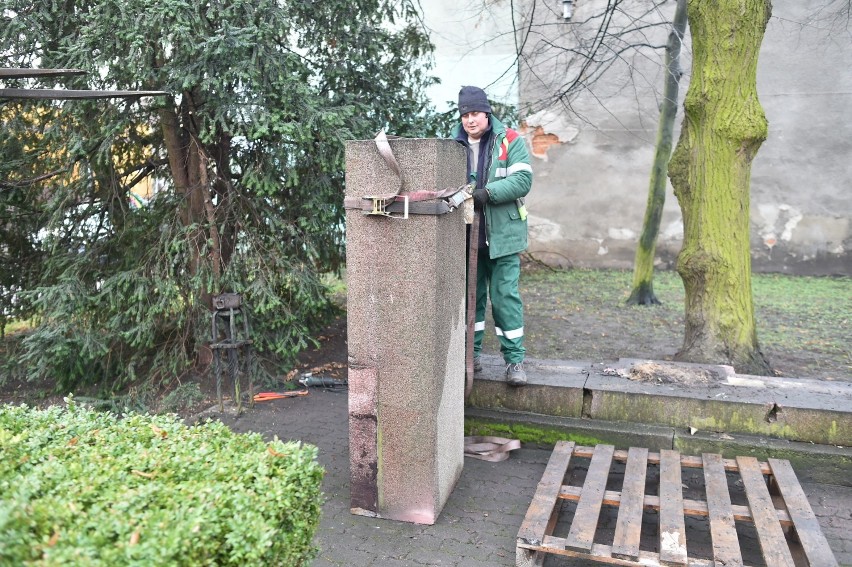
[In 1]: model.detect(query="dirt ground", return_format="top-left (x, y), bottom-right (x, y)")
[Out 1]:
top-left (2, 266), bottom-right (848, 419)
top-left (207, 265), bottom-right (847, 417)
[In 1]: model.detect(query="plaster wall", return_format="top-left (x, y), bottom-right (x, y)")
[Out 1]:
top-left (423, 0), bottom-right (852, 274)
top-left (421, 0), bottom-right (520, 112)
top-left (517, 0), bottom-right (851, 274)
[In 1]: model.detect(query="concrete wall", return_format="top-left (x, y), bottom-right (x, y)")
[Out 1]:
top-left (423, 0), bottom-right (851, 275)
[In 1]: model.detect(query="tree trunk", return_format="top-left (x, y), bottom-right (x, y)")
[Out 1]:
top-left (668, 0), bottom-right (773, 375)
top-left (159, 91), bottom-right (218, 311)
top-left (211, 131), bottom-right (237, 268)
top-left (627, 0), bottom-right (688, 306)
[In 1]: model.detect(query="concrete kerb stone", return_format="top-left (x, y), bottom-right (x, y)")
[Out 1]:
top-left (731, 372), bottom-right (852, 446)
top-left (466, 354), bottom-right (587, 417)
top-left (674, 428), bottom-right (852, 486)
top-left (585, 371), bottom-right (778, 435)
top-left (587, 358), bottom-right (852, 445)
top-left (466, 355), bottom-right (852, 486)
top-left (467, 355), bottom-right (852, 447)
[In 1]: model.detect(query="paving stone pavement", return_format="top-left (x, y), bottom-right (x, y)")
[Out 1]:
top-left (212, 387), bottom-right (852, 567)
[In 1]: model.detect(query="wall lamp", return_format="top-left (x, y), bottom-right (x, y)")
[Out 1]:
top-left (562, 0), bottom-right (574, 20)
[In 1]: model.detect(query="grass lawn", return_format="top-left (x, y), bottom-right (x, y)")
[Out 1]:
top-left (478, 268), bottom-right (852, 381)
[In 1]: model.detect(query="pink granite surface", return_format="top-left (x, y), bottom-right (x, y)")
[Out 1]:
top-left (345, 138), bottom-right (467, 524)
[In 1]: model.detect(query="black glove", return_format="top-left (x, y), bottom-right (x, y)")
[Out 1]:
top-left (472, 187), bottom-right (489, 209)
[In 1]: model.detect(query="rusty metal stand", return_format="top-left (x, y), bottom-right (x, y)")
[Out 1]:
top-left (210, 294), bottom-right (253, 413)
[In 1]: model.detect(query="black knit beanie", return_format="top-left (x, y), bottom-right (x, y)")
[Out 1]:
top-left (458, 86), bottom-right (492, 116)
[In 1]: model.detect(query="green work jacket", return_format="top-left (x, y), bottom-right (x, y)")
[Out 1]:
top-left (453, 115), bottom-right (533, 259)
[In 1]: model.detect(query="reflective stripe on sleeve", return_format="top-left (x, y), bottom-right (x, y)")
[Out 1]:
top-left (496, 162), bottom-right (532, 178)
top-left (474, 321), bottom-right (486, 332)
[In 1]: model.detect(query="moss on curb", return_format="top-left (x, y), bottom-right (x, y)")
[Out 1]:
top-left (465, 418), bottom-right (603, 447)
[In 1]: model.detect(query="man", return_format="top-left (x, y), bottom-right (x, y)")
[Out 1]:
top-left (452, 86), bottom-right (533, 386)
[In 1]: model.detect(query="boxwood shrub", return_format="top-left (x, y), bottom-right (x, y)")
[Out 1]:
top-left (0, 400), bottom-right (324, 566)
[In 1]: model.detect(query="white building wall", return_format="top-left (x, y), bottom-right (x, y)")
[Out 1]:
top-left (422, 0), bottom-right (852, 275)
top-left (421, 0), bottom-right (520, 112)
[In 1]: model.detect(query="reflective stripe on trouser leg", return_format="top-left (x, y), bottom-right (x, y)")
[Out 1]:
top-left (490, 253), bottom-right (524, 363)
top-left (475, 252), bottom-right (525, 364)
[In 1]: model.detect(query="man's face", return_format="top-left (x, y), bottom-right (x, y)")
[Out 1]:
top-left (461, 111), bottom-right (489, 140)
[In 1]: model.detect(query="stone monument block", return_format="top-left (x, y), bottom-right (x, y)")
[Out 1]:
top-left (345, 137), bottom-right (467, 525)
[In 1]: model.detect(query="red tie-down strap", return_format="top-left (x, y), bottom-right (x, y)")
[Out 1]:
top-left (343, 129), bottom-right (472, 217)
top-left (463, 436), bottom-right (522, 462)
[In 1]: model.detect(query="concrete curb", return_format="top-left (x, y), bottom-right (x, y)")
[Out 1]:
top-left (464, 407), bottom-right (852, 486)
top-left (467, 354), bottom-right (852, 486)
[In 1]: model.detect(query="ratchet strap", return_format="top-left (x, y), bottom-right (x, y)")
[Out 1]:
top-left (343, 130), bottom-right (471, 218)
top-left (463, 436), bottom-right (522, 462)
top-left (465, 210), bottom-right (479, 398)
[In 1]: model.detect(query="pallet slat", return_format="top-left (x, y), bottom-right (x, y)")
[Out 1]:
top-left (517, 440), bottom-right (575, 544)
top-left (737, 456), bottom-right (796, 567)
top-left (768, 458), bottom-right (839, 567)
top-left (558, 485), bottom-right (795, 525)
top-left (659, 449), bottom-right (688, 565)
top-left (516, 440), bottom-right (575, 566)
top-left (703, 452), bottom-right (744, 566)
top-left (572, 446), bottom-right (773, 475)
top-left (611, 447), bottom-right (648, 560)
top-left (564, 444), bottom-right (615, 552)
top-left (529, 535), bottom-right (717, 567)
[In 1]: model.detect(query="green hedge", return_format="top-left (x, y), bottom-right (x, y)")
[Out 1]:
top-left (0, 400), bottom-right (324, 566)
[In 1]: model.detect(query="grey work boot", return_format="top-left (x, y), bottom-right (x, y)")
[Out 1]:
top-left (506, 362), bottom-right (527, 386)
top-left (473, 356), bottom-right (482, 373)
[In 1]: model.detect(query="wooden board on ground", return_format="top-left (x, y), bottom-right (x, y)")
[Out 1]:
top-left (516, 443), bottom-right (838, 567)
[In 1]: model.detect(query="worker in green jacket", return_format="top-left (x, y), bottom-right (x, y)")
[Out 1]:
top-left (452, 86), bottom-right (533, 386)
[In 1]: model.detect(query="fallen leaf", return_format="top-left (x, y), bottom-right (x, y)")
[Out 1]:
top-left (150, 424), bottom-right (167, 439)
top-left (48, 530), bottom-right (60, 547)
top-left (131, 469), bottom-right (155, 479)
top-left (267, 446), bottom-right (289, 458)
top-left (310, 362), bottom-right (346, 373)
top-left (282, 368), bottom-right (300, 381)
top-left (129, 530), bottom-right (140, 546)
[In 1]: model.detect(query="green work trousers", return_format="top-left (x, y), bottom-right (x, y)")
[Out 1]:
top-left (474, 252), bottom-right (525, 364)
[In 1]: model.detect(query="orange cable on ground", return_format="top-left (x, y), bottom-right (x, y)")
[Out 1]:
top-left (253, 390), bottom-right (309, 402)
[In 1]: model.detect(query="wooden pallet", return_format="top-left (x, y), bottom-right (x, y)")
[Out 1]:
top-left (516, 442), bottom-right (838, 567)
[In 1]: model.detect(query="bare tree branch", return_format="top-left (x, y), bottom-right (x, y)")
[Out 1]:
top-left (0, 168), bottom-right (70, 189)
top-left (516, 0), bottom-right (674, 116)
